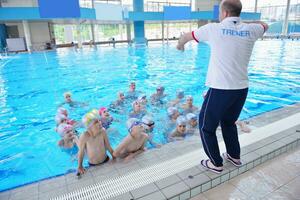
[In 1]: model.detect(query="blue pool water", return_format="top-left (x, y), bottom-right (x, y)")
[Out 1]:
top-left (0, 40), bottom-right (299, 191)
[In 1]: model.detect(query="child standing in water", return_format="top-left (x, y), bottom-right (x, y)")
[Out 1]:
top-left (58, 92), bottom-right (88, 108)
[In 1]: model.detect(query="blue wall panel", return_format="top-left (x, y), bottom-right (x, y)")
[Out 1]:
top-left (38, 0), bottom-right (80, 18)
top-left (133, 0), bottom-right (144, 12)
top-left (80, 8), bottom-right (96, 19)
top-left (164, 6), bottom-right (191, 20)
top-left (0, 8), bottom-right (95, 20)
top-left (129, 12), bottom-right (163, 21)
top-left (190, 11), bottom-right (213, 20)
top-left (0, 8), bottom-right (40, 20)
top-left (0, 7), bottom-right (260, 22)
top-left (213, 5), bottom-right (219, 20)
top-left (128, 11), bottom-right (260, 21)
top-left (240, 12), bottom-right (261, 20)
top-left (267, 22), bottom-right (300, 34)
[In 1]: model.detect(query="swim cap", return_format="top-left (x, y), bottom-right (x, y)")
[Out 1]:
top-left (82, 110), bottom-right (100, 128)
top-left (167, 107), bottom-right (178, 117)
top-left (138, 94), bottom-right (146, 101)
top-left (186, 113), bottom-right (197, 121)
top-left (126, 118), bottom-right (140, 132)
top-left (186, 95), bottom-right (193, 100)
top-left (176, 89), bottom-right (184, 98)
top-left (90, 109), bottom-right (98, 116)
top-left (99, 107), bottom-right (107, 116)
top-left (57, 124), bottom-right (72, 137)
top-left (176, 116), bottom-right (187, 126)
top-left (157, 86), bottom-right (165, 91)
top-left (142, 115), bottom-right (154, 126)
top-left (55, 114), bottom-right (67, 124)
top-left (132, 100), bottom-right (140, 107)
top-left (57, 107), bottom-right (67, 115)
top-left (64, 92), bottom-right (72, 98)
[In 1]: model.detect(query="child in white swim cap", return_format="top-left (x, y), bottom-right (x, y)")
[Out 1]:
top-left (186, 113), bottom-right (198, 135)
top-left (169, 116), bottom-right (187, 140)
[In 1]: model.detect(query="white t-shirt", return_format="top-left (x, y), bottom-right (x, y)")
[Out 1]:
top-left (192, 17), bottom-right (265, 89)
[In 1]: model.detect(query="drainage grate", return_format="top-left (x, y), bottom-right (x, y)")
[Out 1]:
top-left (52, 112), bottom-right (300, 200)
top-left (52, 149), bottom-right (204, 200)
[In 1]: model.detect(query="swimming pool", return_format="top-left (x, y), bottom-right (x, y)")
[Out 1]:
top-left (0, 40), bottom-right (299, 191)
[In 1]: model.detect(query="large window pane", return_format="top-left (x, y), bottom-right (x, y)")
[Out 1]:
top-left (145, 23), bottom-right (162, 39)
top-left (241, 0), bottom-right (300, 35)
top-left (94, 24), bottom-right (127, 42)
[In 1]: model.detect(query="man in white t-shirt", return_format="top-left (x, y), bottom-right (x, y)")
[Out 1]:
top-left (177, 0), bottom-right (268, 173)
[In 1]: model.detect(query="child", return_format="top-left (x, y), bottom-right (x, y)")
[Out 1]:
top-left (181, 95), bottom-right (199, 114)
top-left (58, 92), bottom-right (88, 108)
top-left (56, 107), bottom-right (76, 126)
top-left (138, 94), bottom-right (147, 108)
top-left (99, 107), bottom-right (114, 129)
top-left (168, 89), bottom-right (185, 107)
top-left (57, 124), bottom-right (79, 150)
top-left (129, 100), bottom-right (146, 119)
top-left (164, 107), bottom-right (180, 134)
top-left (113, 118), bottom-right (148, 160)
top-left (110, 92), bottom-right (125, 107)
top-left (141, 115), bottom-right (161, 148)
top-left (169, 116), bottom-right (187, 140)
top-left (167, 107), bottom-right (180, 123)
top-left (150, 86), bottom-right (167, 104)
top-left (126, 82), bottom-right (139, 100)
top-left (186, 113), bottom-right (199, 135)
top-left (77, 110), bottom-right (114, 175)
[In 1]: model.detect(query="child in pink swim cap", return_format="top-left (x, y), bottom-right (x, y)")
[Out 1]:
top-left (99, 107), bottom-right (114, 129)
top-left (57, 124), bottom-right (79, 149)
top-left (56, 107), bottom-right (76, 126)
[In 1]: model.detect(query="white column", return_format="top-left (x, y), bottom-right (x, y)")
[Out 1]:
top-left (126, 21), bottom-right (131, 43)
top-left (91, 24), bottom-right (95, 43)
top-left (282, 0), bottom-right (291, 36)
top-left (22, 20), bottom-right (32, 52)
top-left (254, 0), bottom-right (258, 12)
top-left (162, 21), bottom-right (165, 43)
top-left (166, 22), bottom-right (169, 44)
top-left (76, 23), bottom-right (82, 48)
top-left (119, 24), bottom-right (123, 40)
top-left (64, 25), bottom-right (74, 43)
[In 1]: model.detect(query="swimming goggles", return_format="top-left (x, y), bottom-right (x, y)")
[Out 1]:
top-left (128, 121), bottom-right (143, 132)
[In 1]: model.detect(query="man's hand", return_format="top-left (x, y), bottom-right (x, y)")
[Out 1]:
top-left (177, 35), bottom-right (185, 51)
top-left (176, 43), bottom-right (185, 51)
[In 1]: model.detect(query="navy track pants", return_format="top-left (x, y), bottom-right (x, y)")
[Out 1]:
top-left (199, 88), bottom-right (248, 167)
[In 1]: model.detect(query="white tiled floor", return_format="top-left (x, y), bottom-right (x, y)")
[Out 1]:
top-left (191, 147), bottom-right (300, 200)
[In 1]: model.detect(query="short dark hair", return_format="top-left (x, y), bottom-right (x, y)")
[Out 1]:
top-left (222, 0), bottom-right (242, 17)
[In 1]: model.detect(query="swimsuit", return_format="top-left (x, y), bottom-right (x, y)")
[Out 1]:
top-left (88, 155), bottom-right (109, 166)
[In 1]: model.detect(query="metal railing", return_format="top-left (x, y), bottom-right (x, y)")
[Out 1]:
top-left (145, 1), bottom-right (191, 12)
